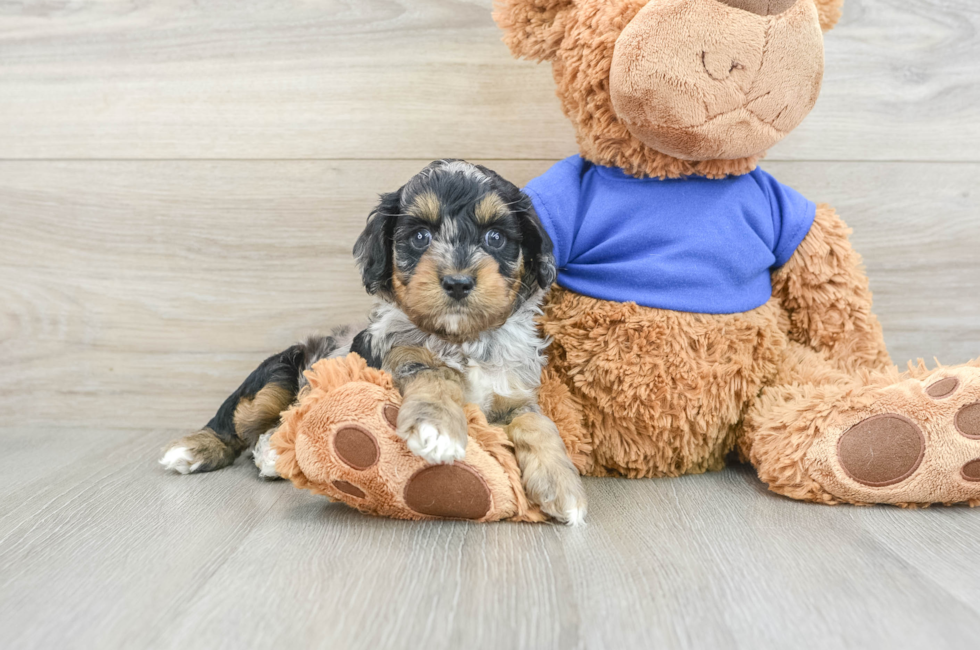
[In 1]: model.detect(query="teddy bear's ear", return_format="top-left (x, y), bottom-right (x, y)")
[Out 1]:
top-left (813, 0), bottom-right (844, 31)
top-left (493, 0), bottom-right (575, 62)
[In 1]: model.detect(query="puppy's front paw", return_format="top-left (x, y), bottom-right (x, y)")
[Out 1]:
top-left (522, 460), bottom-right (588, 526)
top-left (396, 401), bottom-right (468, 465)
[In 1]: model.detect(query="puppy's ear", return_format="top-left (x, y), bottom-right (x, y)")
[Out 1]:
top-left (353, 189), bottom-right (401, 299)
top-left (515, 196), bottom-right (557, 292)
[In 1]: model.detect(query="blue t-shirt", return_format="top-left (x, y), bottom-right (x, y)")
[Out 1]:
top-left (523, 156), bottom-right (816, 314)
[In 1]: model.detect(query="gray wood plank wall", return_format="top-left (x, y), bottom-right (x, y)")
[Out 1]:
top-left (2, 0), bottom-right (978, 430)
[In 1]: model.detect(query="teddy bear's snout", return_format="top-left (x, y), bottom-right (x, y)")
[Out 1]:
top-left (714, 0), bottom-right (798, 16)
top-left (609, 0), bottom-right (824, 161)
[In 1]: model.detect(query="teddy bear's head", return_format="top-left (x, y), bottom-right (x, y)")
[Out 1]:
top-left (495, 0), bottom-right (843, 178)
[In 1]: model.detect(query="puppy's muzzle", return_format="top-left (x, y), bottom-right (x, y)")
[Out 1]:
top-left (441, 274), bottom-right (475, 301)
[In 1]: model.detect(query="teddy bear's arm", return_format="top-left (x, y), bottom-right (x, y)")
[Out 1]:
top-left (771, 204), bottom-right (892, 374)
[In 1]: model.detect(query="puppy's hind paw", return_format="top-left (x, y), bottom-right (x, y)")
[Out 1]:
top-left (159, 429), bottom-right (236, 474)
top-left (159, 445), bottom-right (199, 474)
top-left (252, 430), bottom-right (282, 479)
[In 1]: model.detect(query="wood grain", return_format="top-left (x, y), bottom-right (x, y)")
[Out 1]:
top-left (2, 1), bottom-right (980, 647)
top-left (1, 428), bottom-right (978, 650)
top-left (2, 160), bottom-right (978, 429)
top-left (0, 0), bottom-right (978, 161)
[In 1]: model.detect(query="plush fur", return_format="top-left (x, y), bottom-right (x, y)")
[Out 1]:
top-left (494, 0), bottom-right (841, 178)
top-left (496, 0), bottom-right (980, 507)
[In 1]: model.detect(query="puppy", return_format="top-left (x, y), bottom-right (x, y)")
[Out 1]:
top-left (160, 160), bottom-right (587, 525)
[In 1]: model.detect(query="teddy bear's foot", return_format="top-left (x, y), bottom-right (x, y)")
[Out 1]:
top-left (806, 364), bottom-right (980, 506)
top-left (269, 355), bottom-right (545, 522)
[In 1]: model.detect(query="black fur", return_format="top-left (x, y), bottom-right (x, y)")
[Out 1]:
top-left (353, 190), bottom-right (401, 299)
top-left (350, 329), bottom-right (383, 369)
top-left (201, 335), bottom-right (340, 456)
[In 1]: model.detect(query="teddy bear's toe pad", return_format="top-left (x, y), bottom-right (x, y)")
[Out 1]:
top-left (960, 459), bottom-right (980, 482)
top-left (333, 425), bottom-right (379, 469)
top-left (926, 377), bottom-right (959, 398)
top-left (403, 464), bottom-right (492, 519)
top-left (955, 403), bottom-right (980, 438)
top-left (837, 415), bottom-right (925, 487)
top-left (333, 480), bottom-right (366, 498)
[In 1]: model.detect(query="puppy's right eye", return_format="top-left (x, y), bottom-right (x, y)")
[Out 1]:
top-left (410, 229), bottom-right (432, 251)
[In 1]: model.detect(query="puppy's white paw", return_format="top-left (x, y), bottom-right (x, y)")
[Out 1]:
top-left (558, 497), bottom-right (588, 527)
top-left (402, 421), bottom-right (467, 465)
top-left (252, 431), bottom-right (282, 479)
top-left (159, 446), bottom-right (202, 474)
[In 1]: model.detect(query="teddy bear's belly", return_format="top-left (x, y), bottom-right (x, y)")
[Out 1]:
top-left (540, 287), bottom-right (788, 478)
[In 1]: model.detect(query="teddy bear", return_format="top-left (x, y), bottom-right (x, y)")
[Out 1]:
top-left (271, 0), bottom-right (980, 520)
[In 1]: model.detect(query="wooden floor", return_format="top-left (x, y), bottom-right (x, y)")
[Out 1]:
top-left (3, 1), bottom-right (980, 648)
top-left (4, 428), bottom-right (980, 650)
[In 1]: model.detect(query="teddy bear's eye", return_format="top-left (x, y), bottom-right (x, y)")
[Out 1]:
top-left (410, 229), bottom-right (431, 251)
top-left (484, 229), bottom-right (506, 251)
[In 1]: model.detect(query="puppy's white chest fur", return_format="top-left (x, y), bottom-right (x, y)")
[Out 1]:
top-left (463, 361), bottom-right (529, 412)
top-left (367, 299), bottom-right (549, 413)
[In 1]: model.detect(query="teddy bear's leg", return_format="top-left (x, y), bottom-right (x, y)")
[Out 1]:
top-left (540, 287), bottom-right (784, 478)
top-left (741, 343), bottom-right (980, 506)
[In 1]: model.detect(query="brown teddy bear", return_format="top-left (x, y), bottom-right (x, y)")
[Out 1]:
top-left (272, 0), bottom-right (980, 520)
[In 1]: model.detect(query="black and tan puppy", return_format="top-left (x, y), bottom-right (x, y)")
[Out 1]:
top-left (161, 160), bottom-right (587, 524)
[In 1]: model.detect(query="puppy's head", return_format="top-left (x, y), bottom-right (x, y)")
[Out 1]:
top-left (353, 160), bottom-right (555, 343)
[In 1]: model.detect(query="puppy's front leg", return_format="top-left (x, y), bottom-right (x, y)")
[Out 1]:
top-left (387, 346), bottom-right (468, 465)
top-left (507, 411), bottom-right (587, 526)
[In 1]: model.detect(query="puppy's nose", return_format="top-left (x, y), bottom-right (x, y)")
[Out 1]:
top-left (440, 275), bottom-right (475, 300)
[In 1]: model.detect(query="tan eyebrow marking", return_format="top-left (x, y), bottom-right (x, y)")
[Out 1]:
top-left (409, 191), bottom-right (441, 223)
top-left (475, 192), bottom-right (507, 225)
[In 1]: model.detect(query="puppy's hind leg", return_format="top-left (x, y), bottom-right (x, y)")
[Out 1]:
top-left (161, 381), bottom-right (295, 475)
top-left (161, 335), bottom-right (340, 475)
top-left (160, 427), bottom-right (238, 475)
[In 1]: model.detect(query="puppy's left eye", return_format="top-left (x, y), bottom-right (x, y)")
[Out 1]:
top-left (484, 229), bottom-right (506, 251)
top-left (410, 229), bottom-right (432, 250)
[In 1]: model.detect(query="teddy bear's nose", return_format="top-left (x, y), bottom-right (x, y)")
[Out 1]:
top-left (715, 0), bottom-right (798, 16)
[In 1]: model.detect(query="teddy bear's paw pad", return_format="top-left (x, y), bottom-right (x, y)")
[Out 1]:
top-left (333, 425), bottom-right (380, 470)
top-left (837, 415), bottom-right (925, 487)
top-left (403, 464), bottom-right (492, 520)
top-left (955, 403), bottom-right (980, 439)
